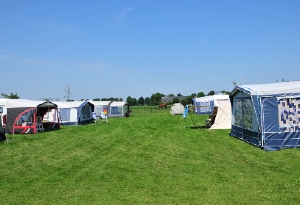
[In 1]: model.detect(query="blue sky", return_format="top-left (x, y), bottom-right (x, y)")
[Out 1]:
top-left (1, 0), bottom-right (299, 101)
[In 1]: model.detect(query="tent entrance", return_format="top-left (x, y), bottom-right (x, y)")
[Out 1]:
top-left (205, 107), bottom-right (218, 128)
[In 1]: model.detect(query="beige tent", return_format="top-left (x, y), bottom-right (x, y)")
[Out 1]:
top-left (170, 103), bottom-right (184, 115)
top-left (206, 103), bottom-right (231, 129)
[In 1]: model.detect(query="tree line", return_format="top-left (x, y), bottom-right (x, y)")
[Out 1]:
top-left (126, 90), bottom-right (231, 106)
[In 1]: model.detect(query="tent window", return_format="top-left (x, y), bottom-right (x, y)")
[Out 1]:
top-left (234, 98), bottom-right (252, 129)
top-left (15, 109), bottom-right (34, 126)
top-left (235, 99), bottom-right (243, 127)
top-left (278, 97), bottom-right (300, 132)
top-left (243, 99), bottom-right (252, 129)
top-left (197, 101), bottom-right (212, 113)
top-left (60, 109), bottom-right (70, 121)
top-left (110, 106), bottom-right (122, 115)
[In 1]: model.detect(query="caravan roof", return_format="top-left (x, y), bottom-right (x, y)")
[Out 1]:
top-left (110, 101), bottom-right (127, 106)
top-left (53, 101), bottom-right (90, 108)
top-left (89, 101), bottom-right (111, 106)
top-left (0, 99), bottom-right (56, 108)
top-left (193, 95), bottom-right (229, 104)
top-left (231, 81), bottom-right (300, 96)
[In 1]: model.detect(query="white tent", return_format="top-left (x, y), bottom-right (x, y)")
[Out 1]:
top-left (209, 103), bottom-right (231, 129)
top-left (170, 103), bottom-right (184, 115)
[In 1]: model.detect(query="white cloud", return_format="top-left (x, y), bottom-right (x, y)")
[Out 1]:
top-left (0, 53), bottom-right (15, 62)
top-left (118, 8), bottom-right (133, 20)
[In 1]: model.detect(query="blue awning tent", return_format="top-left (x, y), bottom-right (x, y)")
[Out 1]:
top-left (45, 101), bottom-right (94, 125)
top-left (192, 95), bottom-right (230, 114)
top-left (89, 101), bottom-right (131, 118)
top-left (230, 81), bottom-right (300, 150)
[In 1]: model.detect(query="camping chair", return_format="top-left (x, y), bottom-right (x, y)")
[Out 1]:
top-left (94, 116), bottom-right (100, 124)
top-left (36, 116), bottom-right (44, 132)
top-left (21, 122), bottom-right (31, 134)
top-left (100, 112), bottom-right (108, 123)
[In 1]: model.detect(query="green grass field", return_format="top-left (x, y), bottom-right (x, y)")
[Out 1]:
top-left (1, 108), bottom-right (300, 204)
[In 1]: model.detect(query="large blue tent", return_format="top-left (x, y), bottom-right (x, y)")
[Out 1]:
top-left (230, 81), bottom-right (300, 150)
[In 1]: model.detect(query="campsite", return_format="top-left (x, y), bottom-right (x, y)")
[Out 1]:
top-left (1, 107), bottom-right (300, 204)
top-left (2, 0), bottom-right (300, 203)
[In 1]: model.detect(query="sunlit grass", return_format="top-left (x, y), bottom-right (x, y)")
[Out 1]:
top-left (1, 109), bottom-right (300, 204)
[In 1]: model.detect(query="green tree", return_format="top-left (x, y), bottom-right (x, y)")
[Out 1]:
top-left (1, 92), bottom-right (19, 99)
top-left (186, 96), bottom-right (193, 104)
top-left (93, 98), bottom-right (101, 101)
top-left (138, 97), bottom-right (144, 105)
top-left (126, 96), bottom-right (133, 106)
top-left (126, 96), bottom-right (137, 106)
top-left (173, 97), bottom-right (180, 104)
top-left (144, 97), bottom-right (150, 106)
top-left (197, 92), bottom-right (205, 97)
top-left (221, 90), bottom-right (231, 95)
top-left (177, 93), bottom-right (182, 96)
top-left (191, 93), bottom-right (197, 98)
top-left (181, 98), bottom-right (187, 105)
top-left (150, 92), bottom-right (165, 106)
top-left (132, 98), bottom-right (137, 106)
top-left (207, 90), bottom-right (215, 96)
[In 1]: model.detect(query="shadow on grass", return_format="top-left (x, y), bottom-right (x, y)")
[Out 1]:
top-left (187, 126), bottom-right (207, 129)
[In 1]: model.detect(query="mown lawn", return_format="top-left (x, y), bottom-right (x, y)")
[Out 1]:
top-left (0, 109), bottom-right (300, 204)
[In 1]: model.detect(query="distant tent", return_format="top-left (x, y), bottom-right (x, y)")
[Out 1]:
top-left (109, 101), bottom-right (131, 117)
top-left (192, 95), bottom-right (230, 114)
top-left (46, 101), bottom-right (94, 125)
top-left (89, 101), bottom-right (111, 118)
top-left (170, 103), bottom-right (184, 115)
top-left (230, 81), bottom-right (300, 150)
top-left (89, 101), bottom-right (131, 118)
top-left (206, 103), bottom-right (231, 129)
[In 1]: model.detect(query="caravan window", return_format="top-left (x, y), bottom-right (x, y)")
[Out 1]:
top-left (234, 98), bottom-right (252, 129)
top-left (278, 97), bottom-right (300, 132)
top-left (243, 99), bottom-right (253, 129)
top-left (234, 99), bottom-right (243, 127)
top-left (110, 106), bottom-right (122, 115)
top-left (60, 109), bottom-right (70, 121)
